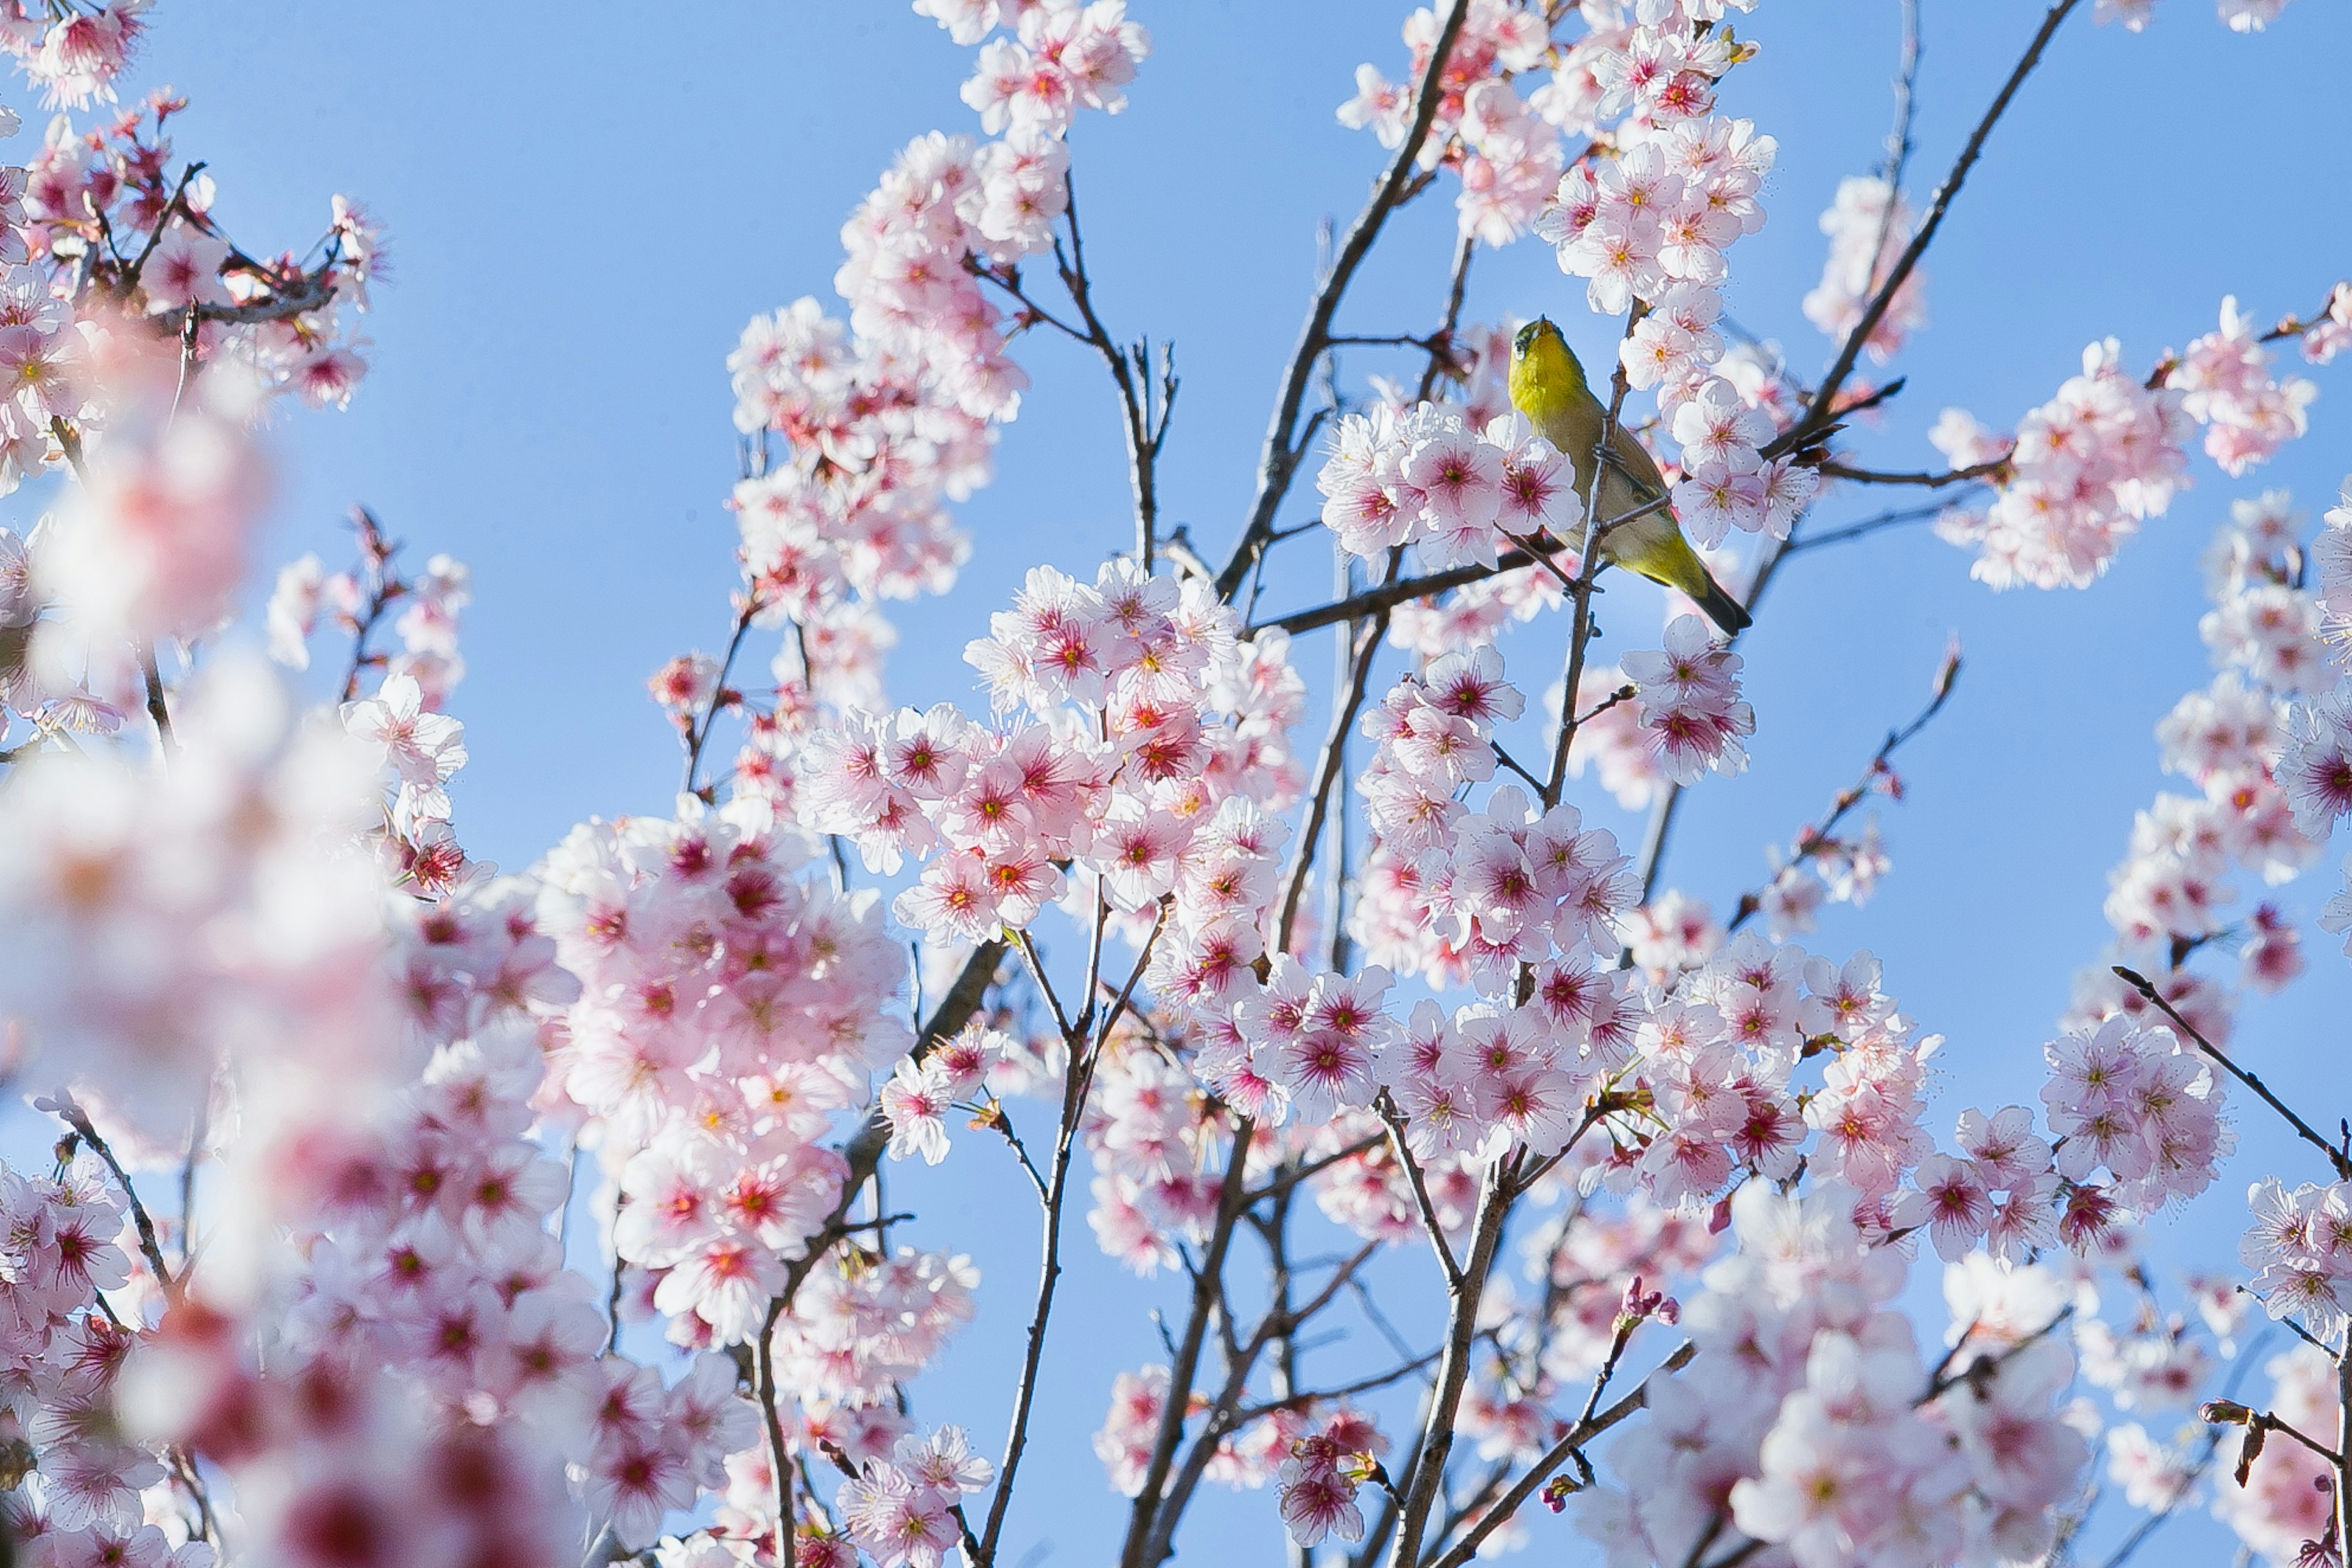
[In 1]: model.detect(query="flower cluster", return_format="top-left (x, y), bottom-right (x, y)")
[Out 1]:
top-left (1518, 2), bottom-right (1817, 546)
top-left (2279, 484), bottom-right (2352, 959)
top-left (2040, 1014), bottom-right (2230, 1218)
top-left (2240, 1175), bottom-right (2352, 1340)
top-left (1337, 1), bottom-right (1559, 244)
top-left (1274, 1408), bottom-right (1388, 1548)
top-left (535, 797), bottom-right (910, 1344)
top-left (0, 0), bottom-right (147, 108)
top-left (1931, 340), bottom-right (2187, 590)
top-left (836, 1424), bottom-right (993, 1568)
top-left (270, 522), bottom-right (473, 709)
top-left (1622, 613), bottom-right (1755, 785)
top-left (0, 1154), bottom-right (174, 1568)
top-left (1316, 402), bottom-right (1583, 569)
top-left (802, 562), bottom-right (1300, 955)
top-left (22, 97), bottom-right (377, 409)
top-left (0, 658), bottom-right (387, 1144)
top-left (1578, 1183), bottom-right (2087, 1568)
top-left (1082, 1025), bottom-right (1237, 1272)
top-left (2173, 296), bottom-right (2319, 476)
top-left (720, 1), bottom-right (1150, 715)
top-left (769, 1247), bottom-right (980, 1468)
top-left (1937, 299), bottom-right (2325, 590)
top-left (1803, 175), bottom-right (1926, 364)
top-left (2079, 493), bottom-right (2325, 1018)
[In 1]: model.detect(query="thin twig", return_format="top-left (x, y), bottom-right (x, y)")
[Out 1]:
top-left (1229, 1349), bottom-right (1444, 1423)
top-left (56, 1103), bottom-right (172, 1294)
top-left (682, 597), bottom-right (761, 795)
top-left (1425, 1341), bottom-right (1699, 1568)
top-left (1782, 498), bottom-right (1960, 556)
top-left (1725, 639), bottom-right (1961, 933)
top-left (1819, 456), bottom-right (2007, 489)
top-left (1119, 1118), bottom-right (1259, 1568)
top-left (2114, 967), bottom-right (2352, 1179)
top-left (1052, 171), bottom-right (1164, 572)
top-left (1275, 605), bottom-right (1390, 953)
top-left (1213, 0), bottom-right (1477, 599)
top-left (1765, 0), bottom-right (2085, 462)
top-left (1374, 1090), bottom-right (1461, 1287)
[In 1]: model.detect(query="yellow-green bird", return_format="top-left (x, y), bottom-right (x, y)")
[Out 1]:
top-left (1507, 317), bottom-right (1752, 635)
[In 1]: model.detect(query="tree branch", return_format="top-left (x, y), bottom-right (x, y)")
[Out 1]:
top-left (2113, 966), bottom-right (2352, 1180)
top-left (1425, 1341), bottom-right (1698, 1568)
top-left (1765, 0), bottom-right (2084, 462)
top-left (1214, 0), bottom-right (1477, 599)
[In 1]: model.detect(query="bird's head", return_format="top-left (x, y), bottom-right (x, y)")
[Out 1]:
top-left (1509, 317), bottom-right (1588, 410)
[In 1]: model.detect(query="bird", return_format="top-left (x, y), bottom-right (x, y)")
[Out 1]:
top-left (1506, 316), bottom-right (1752, 635)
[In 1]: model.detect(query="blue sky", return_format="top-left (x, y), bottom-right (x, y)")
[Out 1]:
top-left (70, 0), bottom-right (2352, 1561)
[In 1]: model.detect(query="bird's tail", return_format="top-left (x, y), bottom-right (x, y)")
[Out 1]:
top-left (1604, 511), bottom-right (1755, 636)
top-left (1690, 570), bottom-right (1752, 636)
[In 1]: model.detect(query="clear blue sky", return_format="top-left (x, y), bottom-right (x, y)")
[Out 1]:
top-left (84, 1), bottom-right (2352, 1561)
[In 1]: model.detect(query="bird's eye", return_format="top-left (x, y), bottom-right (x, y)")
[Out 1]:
top-left (1513, 323), bottom-right (1539, 354)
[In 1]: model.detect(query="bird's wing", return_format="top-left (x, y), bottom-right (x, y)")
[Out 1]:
top-left (1605, 422), bottom-right (1671, 499)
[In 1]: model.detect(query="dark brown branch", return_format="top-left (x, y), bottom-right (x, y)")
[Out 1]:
top-left (1251, 534), bottom-right (1575, 637)
top-left (755, 1303), bottom-right (797, 1568)
top-left (1425, 1341), bottom-right (1698, 1568)
top-left (1052, 170), bottom-right (1164, 571)
top-left (1119, 1118), bottom-right (1260, 1568)
top-left (2113, 966), bottom-right (2352, 1180)
top-left (1765, 0), bottom-right (2084, 462)
top-left (153, 266), bottom-right (338, 330)
top-left (56, 1102), bottom-right (173, 1294)
top-left (1213, 0), bottom-right (1476, 599)
top-left (119, 162), bottom-right (208, 296)
top-left (138, 647), bottom-right (176, 758)
top-left (1818, 456), bottom-right (2007, 489)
